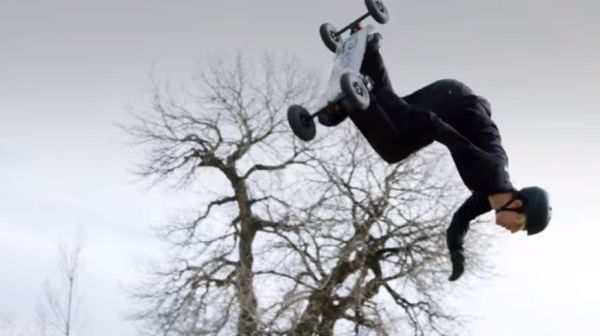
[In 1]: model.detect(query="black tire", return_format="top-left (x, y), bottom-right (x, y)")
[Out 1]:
top-left (287, 105), bottom-right (316, 141)
top-left (319, 23), bottom-right (341, 53)
top-left (365, 0), bottom-right (389, 24)
top-left (340, 72), bottom-right (370, 111)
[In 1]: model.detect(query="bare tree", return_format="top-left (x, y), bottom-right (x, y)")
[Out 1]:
top-left (257, 135), bottom-right (481, 336)
top-left (37, 240), bottom-right (85, 336)
top-left (127, 54), bottom-right (320, 336)
top-left (35, 305), bottom-right (50, 336)
top-left (127, 54), bottom-right (494, 336)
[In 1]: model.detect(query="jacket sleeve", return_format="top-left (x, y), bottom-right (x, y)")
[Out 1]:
top-left (446, 193), bottom-right (491, 252)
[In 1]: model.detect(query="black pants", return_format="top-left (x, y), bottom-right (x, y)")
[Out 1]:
top-left (350, 50), bottom-right (481, 163)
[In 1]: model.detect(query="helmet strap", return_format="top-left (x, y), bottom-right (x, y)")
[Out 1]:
top-left (495, 193), bottom-right (526, 214)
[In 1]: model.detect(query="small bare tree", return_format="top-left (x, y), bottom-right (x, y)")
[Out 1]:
top-left (37, 241), bottom-right (85, 336)
top-left (127, 54), bottom-right (494, 336)
top-left (35, 305), bottom-right (50, 336)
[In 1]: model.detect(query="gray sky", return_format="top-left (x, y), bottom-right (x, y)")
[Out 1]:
top-left (1, 0), bottom-right (599, 335)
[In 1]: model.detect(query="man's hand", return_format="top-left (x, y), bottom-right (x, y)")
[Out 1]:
top-left (448, 249), bottom-right (465, 281)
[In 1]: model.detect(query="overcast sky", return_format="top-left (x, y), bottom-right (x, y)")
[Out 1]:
top-left (1, 0), bottom-right (599, 335)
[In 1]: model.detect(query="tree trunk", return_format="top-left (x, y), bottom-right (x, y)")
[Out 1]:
top-left (234, 179), bottom-right (259, 335)
top-left (237, 220), bottom-right (258, 335)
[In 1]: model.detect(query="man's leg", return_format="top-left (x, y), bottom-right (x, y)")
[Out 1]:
top-left (350, 47), bottom-right (482, 163)
top-left (347, 48), bottom-right (437, 163)
top-left (360, 45), bottom-right (394, 93)
top-left (350, 84), bottom-right (484, 164)
top-left (318, 40), bottom-right (392, 127)
top-left (348, 89), bottom-right (439, 163)
top-left (402, 79), bottom-right (475, 112)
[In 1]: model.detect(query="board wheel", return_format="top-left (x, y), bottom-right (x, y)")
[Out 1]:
top-left (319, 23), bottom-right (341, 53)
top-left (340, 72), bottom-right (370, 111)
top-left (365, 0), bottom-right (389, 24)
top-left (287, 105), bottom-right (316, 141)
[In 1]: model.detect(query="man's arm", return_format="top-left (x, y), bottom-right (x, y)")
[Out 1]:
top-left (447, 193), bottom-right (491, 281)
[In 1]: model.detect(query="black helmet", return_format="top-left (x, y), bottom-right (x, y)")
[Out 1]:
top-left (518, 186), bottom-right (552, 235)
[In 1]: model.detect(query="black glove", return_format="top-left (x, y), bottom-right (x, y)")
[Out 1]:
top-left (448, 249), bottom-right (465, 281)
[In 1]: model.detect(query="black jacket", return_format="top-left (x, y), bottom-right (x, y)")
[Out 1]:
top-left (361, 48), bottom-right (514, 254)
top-left (428, 95), bottom-right (514, 253)
top-left (436, 95), bottom-right (513, 195)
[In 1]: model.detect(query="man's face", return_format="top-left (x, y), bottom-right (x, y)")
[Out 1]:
top-left (495, 199), bottom-right (526, 233)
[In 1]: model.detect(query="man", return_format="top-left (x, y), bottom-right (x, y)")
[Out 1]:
top-left (319, 34), bottom-right (552, 281)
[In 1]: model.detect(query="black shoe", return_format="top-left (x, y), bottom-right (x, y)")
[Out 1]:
top-left (317, 103), bottom-right (349, 127)
top-left (366, 33), bottom-right (382, 52)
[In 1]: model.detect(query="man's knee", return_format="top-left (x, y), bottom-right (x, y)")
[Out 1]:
top-left (432, 79), bottom-right (474, 97)
top-left (376, 146), bottom-right (413, 164)
top-left (371, 134), bottom-right (432, 164)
